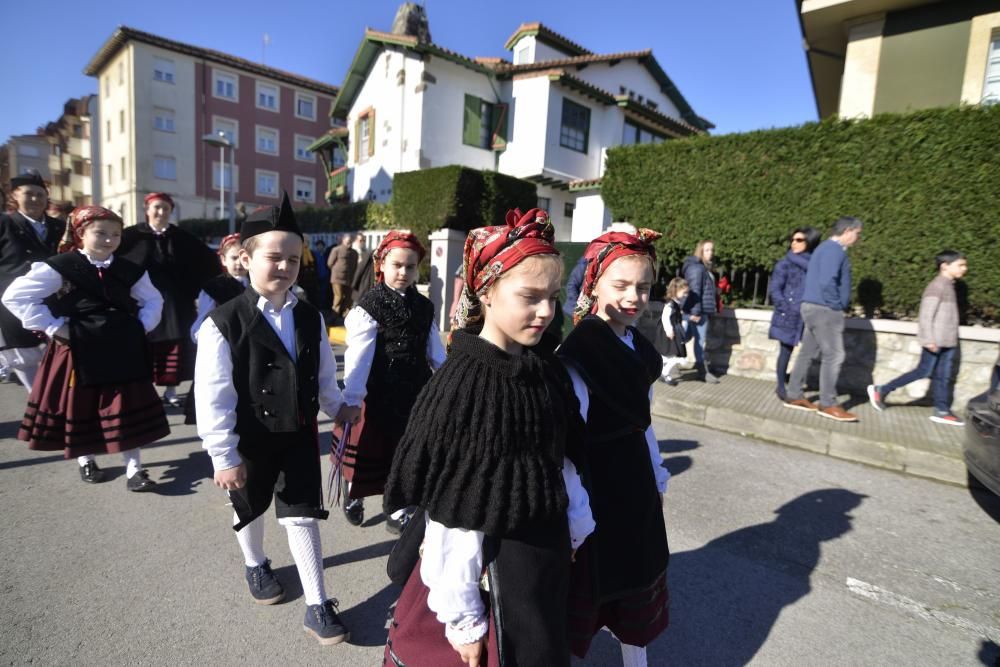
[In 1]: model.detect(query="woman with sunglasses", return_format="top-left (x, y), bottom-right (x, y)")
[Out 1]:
top-left (768, 227), bottom-right (821, 400)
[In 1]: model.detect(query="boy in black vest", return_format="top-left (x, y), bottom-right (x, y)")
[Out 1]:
top-left (194, 193), bottom-right (350, 645)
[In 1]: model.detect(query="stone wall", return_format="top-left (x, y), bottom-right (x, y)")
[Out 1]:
top-left (655, 306), bottom-right (999, 410)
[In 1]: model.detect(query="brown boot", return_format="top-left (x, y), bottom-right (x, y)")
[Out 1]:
top-left (783, 398), bottom-right (818, 412)
top-left (817, 405), bottom-right (858, 422)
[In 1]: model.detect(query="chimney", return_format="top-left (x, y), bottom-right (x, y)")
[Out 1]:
top-left (391, 3), bottom-right (432, 45)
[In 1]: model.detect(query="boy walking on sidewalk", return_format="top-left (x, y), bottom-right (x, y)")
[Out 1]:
top-left (868, 251), bottom-right (968, 426)
top-left (195, 194), bottom-right (350, 645)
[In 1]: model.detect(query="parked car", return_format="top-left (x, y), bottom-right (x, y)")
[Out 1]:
top-left (964, 390), bottom-right (1000, 495)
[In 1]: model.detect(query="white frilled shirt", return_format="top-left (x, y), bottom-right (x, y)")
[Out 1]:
top-left (194, 289), bottom-right (344, 472)
top-left (0, 250), bottom-right (163, 337)
top-left (190, 276), bottom-right (249, 343)
top-left (340, 293), bottom-right (448, 406)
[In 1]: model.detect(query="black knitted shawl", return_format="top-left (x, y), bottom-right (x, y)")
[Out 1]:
top-left (383, 329), bottom-right (583, 537)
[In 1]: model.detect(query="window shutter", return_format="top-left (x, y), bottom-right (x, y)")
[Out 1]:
top-left (463, 94), bottom-right (482, 146)
top-left (491, 103), bottom-right (508, 151)
top-left (353, 119), bottom-right (360, 163)
top-left (368, 109), bottom-right (376, 157)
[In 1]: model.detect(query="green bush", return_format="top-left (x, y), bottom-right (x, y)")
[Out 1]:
top-left (364, 201), bottom-right (395, 230)
top-left (602, 105), bottom-right (1000, 322)
top-left (179, 202), bottom-right (370, 240)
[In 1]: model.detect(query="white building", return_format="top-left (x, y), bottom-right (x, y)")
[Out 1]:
top-left (325, 20), bottom-right (711, 241)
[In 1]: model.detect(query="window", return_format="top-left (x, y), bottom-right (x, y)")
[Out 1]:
top-left (559, 98), bottom-right (590, 153)
top-left (256, 169), bottom-right (278, 198)
top-left (72, 159), bottom-right (83, 174)
top-left (621, 121), bottom-right (664, 146)
top-left (72, 124), bottom-right (83, 138)
top-left (294, 176), bottom-right (315, 203)
top-left (295, 92), bottom-right (316, 120)
top-left (255, 126), bottom-right (279, 155)
top-left (118, 61), bottom-right (124, 85)
top-left (357, 115), bottom-right (372, 163)
top-left (295, 135), bottom-right (315, 162)
top-left (119, 110), bottom-right (125, 134)
top-left (17, 144), bottom-right (40, 157)
top-left (107, 164), bottom-right (112, 185)
top-left (256, 82), bottom-right (279, 111)
top-left (105, 120), bottom-right (111, 140)
top-left (564, 202), bottom-right (575, 219)
top-left (212, 117), bottom-right (238, 148)
top-left (984, 34), bottom-right (1000, 104)
top-left (213, 70), bottom-right (238, 101)
top-left (153, 57), bottom-right (175, 84)
top-left (154, 156), bottom-right (177, 180)
top-left (332, 146), bottom-right (346, 169)
top-left (537, 197), bottom-right (551, 213)
top-left (153, 108), bottom-right (175, 133)
top-left (211, 162), bottom-right (234, 190)
top-left (82, 161), bottom-right (92, 177)
top-left (120, 156), bottom-right (126, 180)
top-left (103, 76), bottom-right (109, 97)
top-left (516, 45), bottom-right (530, 64)
top-left (52, 143), bottom-right (61, 156)
top-left (463, 95), bottom-right (507, 150)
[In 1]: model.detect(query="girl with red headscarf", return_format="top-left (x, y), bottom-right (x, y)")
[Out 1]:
top-left (557, 228), bottom-right (672, 667)
top-left (335, 231), bottom-right (445, 534)
top-left (381, 209), bottom-right (594, 667)
top-left (1, 206), bottom-right (168, 490)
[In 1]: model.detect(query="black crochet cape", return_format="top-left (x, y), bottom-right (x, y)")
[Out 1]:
top-left (383, 329), bottom-right (584, 537)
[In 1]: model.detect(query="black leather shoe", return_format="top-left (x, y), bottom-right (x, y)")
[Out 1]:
top-left (79, 461), bottom-right (106, 484)
top-left (385, 511), bottom-right (412, 536)
top-left (343, 498), bottom-right (364, 526)
top-left (126, 469), bottom-right (157, 492)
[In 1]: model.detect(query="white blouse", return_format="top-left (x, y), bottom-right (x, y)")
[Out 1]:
top-left (341, 300), bottom-right (447, 407)
top-left (190, 276), bottom-right (249, 343)
top-left (1, 252), bottom-right (163, 337)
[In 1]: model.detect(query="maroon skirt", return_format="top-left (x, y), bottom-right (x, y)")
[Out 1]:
top-left (384, 558), bottom-right (501, 667)
top-left (151, 339), bottom-right (194, 385)
top-left (19, 342), bottom-right (170, 458)
top-left (567, 539), bottom-right (670, 657)
top-left (338, 401), bottom-right (408, 499)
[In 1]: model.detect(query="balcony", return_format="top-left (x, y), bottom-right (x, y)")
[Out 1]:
top-left (327, 166), bottom-right (349, 203)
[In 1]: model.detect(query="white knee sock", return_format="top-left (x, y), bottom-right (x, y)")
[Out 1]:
top-left (77, 455), bottom-right (96, 466)
top-left (121, 449), bottom-right (142, 478)
top-left (280, 517), bottom-right (327, 606)
top-left (621, 643), bottom-right (647, 667)
top-left (235, 513), bottom-right (267, 567)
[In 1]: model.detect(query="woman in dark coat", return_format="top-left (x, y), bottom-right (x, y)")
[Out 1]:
top-left (768, 227), bottom-right (820, 400)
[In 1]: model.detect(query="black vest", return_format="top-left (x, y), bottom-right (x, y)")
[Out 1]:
top-left (202, 274), bottom-right (245, 305)
top-left (357, 282), bottom-right (434, 416)
top-left (45, 252), bottom-right (151, 386)
top-left (0, 212), bottom-right (65, 349)
top-left (210, 289), bottom-right (322, 437)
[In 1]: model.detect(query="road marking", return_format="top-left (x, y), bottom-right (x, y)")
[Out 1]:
top-left (846, 577), bottom-right (1000, 643)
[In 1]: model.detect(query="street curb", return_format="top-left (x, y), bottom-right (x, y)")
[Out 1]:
top-left (650, 393), bottom-right (968, 487)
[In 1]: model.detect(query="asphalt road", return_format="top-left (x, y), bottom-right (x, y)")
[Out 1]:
top-left (0, 378), bottom-right (998, 666)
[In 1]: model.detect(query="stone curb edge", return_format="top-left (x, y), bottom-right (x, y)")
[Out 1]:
top-left (651, 394), bottom-right (968, 488)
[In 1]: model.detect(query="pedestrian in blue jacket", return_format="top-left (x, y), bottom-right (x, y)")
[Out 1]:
top-left (682, 240), bottom-right (719, 383)
top-left (768, 227), bottom-right (820, 400)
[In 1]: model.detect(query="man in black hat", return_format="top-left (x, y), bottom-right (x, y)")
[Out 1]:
top-left (193, 192), bottom-right (351, 647)
top-left (0, 171), bottom-right (65, 390)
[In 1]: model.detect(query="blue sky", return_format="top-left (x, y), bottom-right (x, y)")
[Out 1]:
top-left (0, 0), bottom-right (817, 140)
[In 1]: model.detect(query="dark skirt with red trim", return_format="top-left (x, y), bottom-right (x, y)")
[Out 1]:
top-left (339, 401), bottom-right (408, 499)
top-left (151, 338), bottom-right (194, 386)
top-left (383, 558), bottom-right (501, 667)
top-left (18, 342), bottom-right (170, 458)
top-left (568, 540), bottom-right (670, 657)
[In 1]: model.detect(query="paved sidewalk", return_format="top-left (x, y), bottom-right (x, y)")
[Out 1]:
top-left (650, 372), bottom-right (969, 486)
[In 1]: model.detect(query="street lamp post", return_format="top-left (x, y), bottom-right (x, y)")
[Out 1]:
top-left (201, 131), bottom-right (237, 235)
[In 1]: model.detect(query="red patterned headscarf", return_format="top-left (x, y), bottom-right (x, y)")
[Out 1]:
top-left (374, 231), bottom-right (426, 282)
top-left (144, 192), bottom-right (174, 209)
top-left (455, 208), bottom-right (558, 329)
top-left (574, 228), bottom-right (662, 324)
top-left (58, 205), bottom-right (123, 253)
top-left (217, 232), bottom-right (241, 256)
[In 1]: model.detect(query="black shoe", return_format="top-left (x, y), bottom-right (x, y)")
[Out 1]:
top-left (126, 469), bottom-right (157, 492)
top-left (304, 598), bottom-right (350, 645)
top-left (704, 370), bottom-right (721, 384)
top-left (245, 559), bottom-right (285, 605)
top-left (79, 461), bottom-right (106, 484)
top-left (385, 511), bottom-right (412, 536)
top-left (343, 498), bottom-right (364, 527)
top-left (659, 376), bottom-right (679, 387)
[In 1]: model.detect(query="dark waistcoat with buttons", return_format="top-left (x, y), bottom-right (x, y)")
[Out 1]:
top-left (209, 288), bottom-right (322, 440)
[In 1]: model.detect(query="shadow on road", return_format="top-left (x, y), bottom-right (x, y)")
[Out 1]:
top-left (978, 640), bottom-right (999, 666)
top-left (659, 439), bottom-right (698, 480)
top-left (341, 584), bottom-right (401, 647)
top-left (0, 434), bottom-right (201, 472)
top-left (649, 488), bottom-right (866, 666)
top-left (0, 419), bottom-right (21, 440)
top-left (148, 451), bottom-right (214, 496)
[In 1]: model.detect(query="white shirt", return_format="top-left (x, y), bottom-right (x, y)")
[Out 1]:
top-left (194, 289), bottom-right (344, 471)
top-left (1, 251), bottom-right (163, 337)
top-left (341, 298), bottom-right (447, 406)
top-left (190, 276), bottom-right (249, 343)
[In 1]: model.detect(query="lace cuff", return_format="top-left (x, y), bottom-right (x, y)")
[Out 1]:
top-left (444, 614), bottom-right (489, 645)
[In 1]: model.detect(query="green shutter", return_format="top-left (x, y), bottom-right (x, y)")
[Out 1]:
top-left (463, 94), bottom-right (482, 146)
top-left (368, 109), bottom-right (376, 157)
top-left (491, 103), bottom-right (508, 151)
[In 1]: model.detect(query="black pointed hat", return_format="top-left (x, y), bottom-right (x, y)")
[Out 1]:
top-left (240, 191), bottom-right (303, 240)
top-left (11, 169), bottom-right (47, 191)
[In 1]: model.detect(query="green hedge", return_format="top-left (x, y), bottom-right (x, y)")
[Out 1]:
top-left (179, 202), bottom-right (371, 240)
top-left (602, 105), bottom-right (1000, 322)
top-left (392, 166), bottom-right (537, 246)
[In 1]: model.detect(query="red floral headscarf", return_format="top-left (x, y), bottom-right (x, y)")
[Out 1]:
top-left (455, 208), bottom-right (558, 329)
top-left (574, 228), bottom-right (662, 324)
top-left (373, 231), bottom-right (426, 282)
top-left (144, 192), bottom-right (174, 209)
top-left (217, 232), bottom-right (241, 256)
top-left (58, 206), bottom-right (123, 253)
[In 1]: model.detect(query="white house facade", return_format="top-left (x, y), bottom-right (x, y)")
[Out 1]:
top-left (319, 20), bottom-right (711, 242)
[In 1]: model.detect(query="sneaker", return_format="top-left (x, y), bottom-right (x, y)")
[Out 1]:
top-left (126, 469), bottom-right (157, 492)
top-left (930, 412), bottom-right (964, 426)
top-left (343, 498), bottom-right (364, 527)
top-left (783, 398), bottom-right (818, 412)
top-left (867, 385), bottom-right (886, 412)
top-left (245, 559), bottom-right (285, 605)
top-left (703, 371), bottom-right (721, 385)
top-left (304, 598), bottom-right (350, 645)
top-left (817, 405), bottom-right (859, 422)
top-left (79, 461), bottom-right (106, 484)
